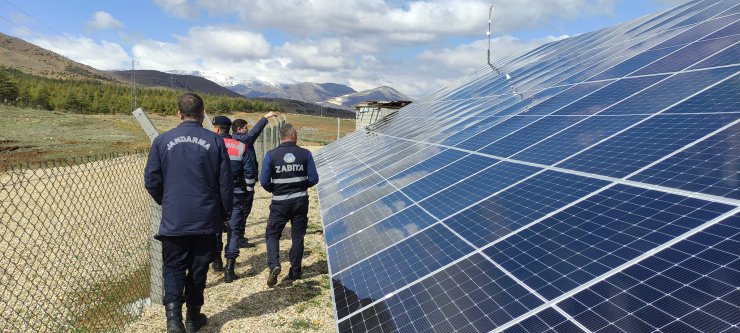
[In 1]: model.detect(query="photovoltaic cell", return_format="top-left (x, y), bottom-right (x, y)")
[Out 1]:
top-left (327, 205), bottom-right (436, 274)
top-left (419, 161), bottom-right (541, 219)
top-left (599, 67), bottom-right (738, 115)
top-left (444, 171), bottom-right (610, 248)
top-left (630, 122), bottom-right (740, 199)
top-left (314, 1), bottom-right (740, 331)
top-left (632, 35), bottom-right (738, 75)
top-left (484, 184), bottom-right (735, 300)
top-left (399, 154), bottom-right (497, 202)
top-left (332, 223), bottom-right (474, 319)
top-left (552, 75), bottom-right (668, 115)
top-left (478, 116), bottom-right (586, 157)
top-left (338, 254), bottom-right (545, 333)
top-left (324, 192), bottom-right (413, 245)
top-left (514, 115), bottom-right (647, 165)
top-left (555, 214), bottom-right (740, 333)
top-left (558, 113), bottom-right (739, 178)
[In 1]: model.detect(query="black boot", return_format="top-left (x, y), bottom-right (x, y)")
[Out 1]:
top-left (224, 258), bottom-right (239, 283)
top-left (211, 257), bottom-right (223, 272)
top-left (165, 302), bottom-right (186, 333)
top-left (238, 238), bottom-right (256, 248)
top-left (185, 306), bottom-right (207, 333)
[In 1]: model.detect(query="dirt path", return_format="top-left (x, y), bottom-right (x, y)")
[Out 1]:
top-left (124, 185), bottom-right (335, 333)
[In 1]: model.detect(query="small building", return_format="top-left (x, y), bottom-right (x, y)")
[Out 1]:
top-left (353, 100), bottom-right (412, 131)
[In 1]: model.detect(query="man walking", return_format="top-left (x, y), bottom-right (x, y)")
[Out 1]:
top-left (231, 112), bottom-right (277, 248)
top-left (211, 115), bottom-right (250, 283)
top-left (144, 93), bottom-right (233, 333)
top-left (259, 123), bottom-right (319, 287)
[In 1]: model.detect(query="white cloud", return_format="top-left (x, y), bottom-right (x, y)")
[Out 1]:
top-left (278, 38), bottom-right (346, 69)
top-left (176, 26), bottom-right (271, 60)
top-left (86, 11), bottom-right (123, 31)
top-left (32, 36), bottom-right (130, 70)
top-left (197, 0), bottom-right (615, 42)
top-left (154, 0), bottom-right (197, 19)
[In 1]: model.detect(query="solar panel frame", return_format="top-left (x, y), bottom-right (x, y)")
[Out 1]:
top-left (313, 2), bottom-right (740, 331)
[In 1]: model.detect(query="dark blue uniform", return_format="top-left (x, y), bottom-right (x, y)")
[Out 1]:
top-left (260, 142), bottom-right (319, 279)
top-left (144, 121), bottom-right (233, 306)
top-left (232, 117), bottom-right (269, 240)
top-left (216, 133), bottom-right (250, 260)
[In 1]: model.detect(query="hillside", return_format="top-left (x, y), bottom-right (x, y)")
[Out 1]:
top-left (229, 81), bottom-right (356, 103)
top-left (257, 98), bottom-right (355, 119)
top-left (110, 70), bottom-right (244, 98)
top-left (0, 32), bottom-right (124, 83)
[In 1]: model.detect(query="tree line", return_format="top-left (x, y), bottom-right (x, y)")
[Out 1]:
top-left (0, 66), bottom-right (280, 114)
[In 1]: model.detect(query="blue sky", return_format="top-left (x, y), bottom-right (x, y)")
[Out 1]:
top-left (0, 0), bottom-right (686, 97)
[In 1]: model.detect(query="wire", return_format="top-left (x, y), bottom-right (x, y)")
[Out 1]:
top-left (487, 3), bottom-right (527, 102)
top-left (0, 1), bottom-right (82, 57)
top-left (3, 0), bottom-right (70, 40)
top-left (486, 4), bottom-right (501, 75)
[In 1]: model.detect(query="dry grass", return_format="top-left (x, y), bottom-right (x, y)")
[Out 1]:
top-left (124, 183), bottom-right (335, 333)
top-left (0, 154), bottom-right (152, 332)
top-left (0, 105), bottom-right (352, 166)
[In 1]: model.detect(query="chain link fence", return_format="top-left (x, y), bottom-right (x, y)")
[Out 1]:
top-left (0, 121), bottom-right (284, 332)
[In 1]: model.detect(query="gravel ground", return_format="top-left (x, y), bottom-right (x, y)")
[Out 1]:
top-left (125, 147), bottom-right (335, 333)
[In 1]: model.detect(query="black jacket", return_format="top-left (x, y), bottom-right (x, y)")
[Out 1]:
top-left (232, 117), bottom-right (268, 187)
top-left (144, 121), bottom-right (234, 236)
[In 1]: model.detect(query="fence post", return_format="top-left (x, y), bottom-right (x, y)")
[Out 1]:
top-left (132, 108), bottom-right (163, 305)
top-left (337, 118), bottom-right (340, 140)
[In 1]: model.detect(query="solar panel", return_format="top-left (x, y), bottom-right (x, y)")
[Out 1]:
top-left (315, 1), bottom-right (740, 332)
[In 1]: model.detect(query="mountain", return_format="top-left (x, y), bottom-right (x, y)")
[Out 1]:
top-left (230, 81), bottom-right (356, 103)
top-left (0, 32), bottom-right (124, 83)
top-left (167, 70), bottom-right (297, 88)
top-left (324, 86), bottom-right (412, 109)
top-left (171, 70), bottom-right (411, 110)
top-left (109, 70), bottom-right (244, 98)
top-left (112, 70), bottom-right (354, 118)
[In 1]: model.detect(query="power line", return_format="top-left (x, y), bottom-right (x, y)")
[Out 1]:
top-left (2, 0), bottom-right (72, 42)
top-left (0, 1), bottom-right (82, 57)
top-left (0, 14), bottom-right (48, 41)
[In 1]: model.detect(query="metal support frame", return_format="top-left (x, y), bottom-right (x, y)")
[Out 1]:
top-left (132, 108), bottom-right (163, 305)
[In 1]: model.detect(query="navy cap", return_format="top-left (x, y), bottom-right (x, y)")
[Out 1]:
top-left (212, 116), bottom-right (232, 127)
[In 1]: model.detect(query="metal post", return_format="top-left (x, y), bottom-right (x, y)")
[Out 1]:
top-left (337, 117), bottom-right (340, 140)
top-left (132, 108), bottom-right (163, 305)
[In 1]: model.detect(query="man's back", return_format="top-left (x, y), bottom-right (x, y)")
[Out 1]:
top-left (145, 121), bottom-right (233, 236)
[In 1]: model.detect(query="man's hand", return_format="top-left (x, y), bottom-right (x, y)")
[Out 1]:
top-left (264, 111), bottom-right (278, 118)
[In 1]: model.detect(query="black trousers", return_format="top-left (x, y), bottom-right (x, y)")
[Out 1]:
top-left (265, 199), bottom-right (308, 279)
top-left (217, 192), bottom-right (246, 259)
top-left (160, 235), bottom-right (216, 306)
top-left (239, 190), bottom-right (255, 240)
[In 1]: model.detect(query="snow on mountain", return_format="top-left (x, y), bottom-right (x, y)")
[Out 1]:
top-left (164, 70), bottom-right (411, 110)
top-left (165, 70), bottom-right (296, 88)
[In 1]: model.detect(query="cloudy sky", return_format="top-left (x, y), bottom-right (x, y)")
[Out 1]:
top-left (0, 0), bottom-right (686, 98)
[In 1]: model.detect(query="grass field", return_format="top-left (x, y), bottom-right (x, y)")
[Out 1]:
top-left (0, 105), bottom-right (355, 167)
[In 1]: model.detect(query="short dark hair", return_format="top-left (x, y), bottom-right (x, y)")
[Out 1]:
top-left (279, 123), bottom-right (296, 139)
top-left (232, 119), bottom-right (247, 132)
top-left (178, 93), bottom-right (204, 118)
top-left (216, 124), bottom-right (230, 133)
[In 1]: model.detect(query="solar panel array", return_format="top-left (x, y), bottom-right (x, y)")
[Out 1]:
top-left (314, 0), bottom-right (740, 332)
